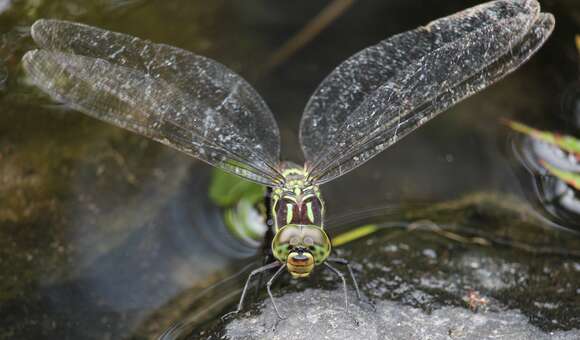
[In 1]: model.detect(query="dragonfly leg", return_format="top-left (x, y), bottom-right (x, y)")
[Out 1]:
top-left (266, 264), bottom-right (287, 319)
top-left (256, 255), bottom-right (271, 297)
top-left (328, 257), bottom-right (375, 312)
top-left (222, 261), bottom-right (281, 320)
top-left (324, 262), bottom-right (349, 314)
top-left (328, 257), bottom-right (361, 301)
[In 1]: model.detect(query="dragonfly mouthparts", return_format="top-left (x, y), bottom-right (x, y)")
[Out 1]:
top-left (287, 250), bottom-right (315, 278)
top-left (291, 250), bottom-right (310, 261)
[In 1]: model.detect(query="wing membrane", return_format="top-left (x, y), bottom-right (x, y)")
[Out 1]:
top-left (23, 19), bottom-right (283, 186)
top-left (300, 0), bottom-right (552, 184)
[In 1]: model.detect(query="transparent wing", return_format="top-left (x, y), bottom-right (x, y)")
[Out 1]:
top-left (23, 19), bottom-right (283, 186)
top-left (300, 0), bottom-right (553, 185)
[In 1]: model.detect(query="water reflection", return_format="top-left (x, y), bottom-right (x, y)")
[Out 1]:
top-left (3, 150), bottom-right (258, 338)
top-left (560, 81), bottom-right (580, 128)
top-left (508, 121), bottom-right (580, 230)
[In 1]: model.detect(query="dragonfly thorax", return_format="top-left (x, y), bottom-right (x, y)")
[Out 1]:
top-left (271, 165), bottom-right (325, 230)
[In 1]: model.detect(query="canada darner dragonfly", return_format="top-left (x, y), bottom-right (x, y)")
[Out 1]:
top-left (22, 0), bottom-right (554, 319)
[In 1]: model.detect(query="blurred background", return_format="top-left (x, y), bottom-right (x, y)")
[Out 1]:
top-left (0, 0), bottom-right (579, 339)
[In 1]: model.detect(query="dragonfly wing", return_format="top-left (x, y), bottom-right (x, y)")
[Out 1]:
top-left (300, 0), bottom-right (553, 185)
top-left (23, 19), bottom-right (283, 186)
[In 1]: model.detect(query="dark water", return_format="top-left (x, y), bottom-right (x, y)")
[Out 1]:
top-left (1, 0), bottom-right (580, 339)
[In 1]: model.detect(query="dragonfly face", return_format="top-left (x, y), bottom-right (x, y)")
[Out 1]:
top-left (272, 224), bottom-right (331, 278)
top-left (271, 166), bottom-right (330, 277)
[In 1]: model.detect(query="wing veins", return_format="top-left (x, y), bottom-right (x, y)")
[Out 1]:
top-left (305, 10), bottom-right (539, 182)
top-left (308, 12), bottom-right (553, 183)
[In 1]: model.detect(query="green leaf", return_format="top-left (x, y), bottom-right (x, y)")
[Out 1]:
top-left (209, 168), bottom-right (265, 207)
top-left (332, 224), bottom-right (380, 247)
top-left (540, 160), bottom-right (580, 191)
top-left (505, 119), bottom-right (580, 156)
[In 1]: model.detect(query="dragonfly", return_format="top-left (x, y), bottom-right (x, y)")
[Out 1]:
top-left (22, 0), bottom-right (553, 319)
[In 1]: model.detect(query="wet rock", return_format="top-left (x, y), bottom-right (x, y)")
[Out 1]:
top-left (188, 194), bottom-right (580, 338)
top-left (224, 289), bottom-right (580, 340)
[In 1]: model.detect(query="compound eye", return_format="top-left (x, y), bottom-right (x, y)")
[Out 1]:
top-left (272, 226), bottom-right (303, 262)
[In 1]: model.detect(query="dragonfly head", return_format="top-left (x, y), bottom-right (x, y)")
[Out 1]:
top-left (272, 224), bottom-right (331, 278)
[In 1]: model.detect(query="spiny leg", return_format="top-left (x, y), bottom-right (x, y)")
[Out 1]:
top-left (222, 261), bottom-right (281, 320)
top-left (256, 255), bottom-right (272, 297)
top-left (329, 257), bottom-right (374, 311)
top-left (324, 262), bottom-right (349, 313)
top-left (266, 264), bottom-right (287, 319)
top-left (328, 257), bottom-right (361, 300)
